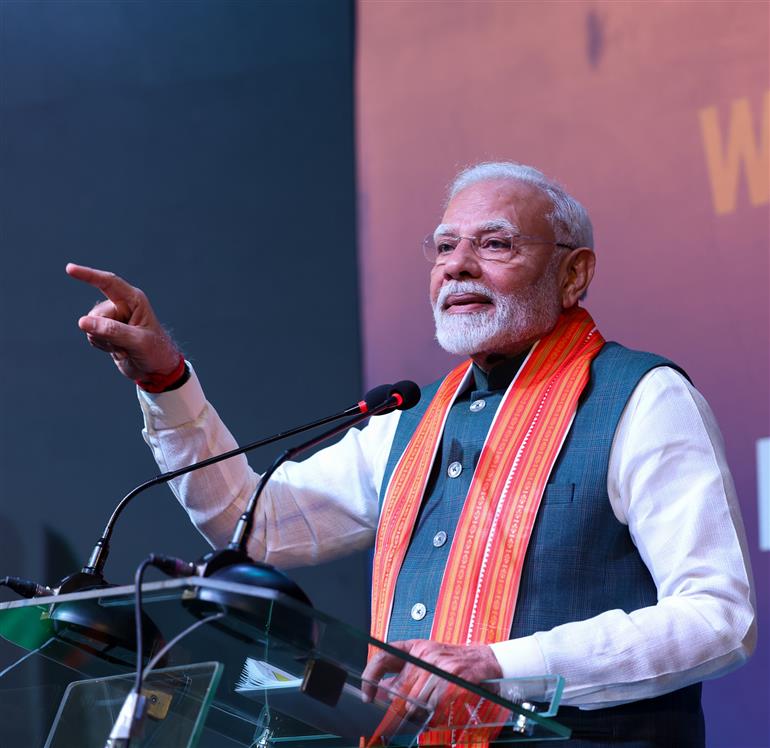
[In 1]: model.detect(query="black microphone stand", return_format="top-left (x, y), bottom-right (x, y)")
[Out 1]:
top-left (56, 386), bottom-right (392, 595)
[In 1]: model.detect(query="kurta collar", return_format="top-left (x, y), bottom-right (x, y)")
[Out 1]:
top-left (471, 347), bottom-right (531, 392)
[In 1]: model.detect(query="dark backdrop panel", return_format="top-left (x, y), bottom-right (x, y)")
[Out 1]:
top-left (0, 0), bottom-right (364, 680)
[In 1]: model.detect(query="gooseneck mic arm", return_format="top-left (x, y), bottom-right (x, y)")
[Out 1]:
top-left (225, 380), bottom-right (421, 558)
top-left (55, 383), bottom-right (399, 595)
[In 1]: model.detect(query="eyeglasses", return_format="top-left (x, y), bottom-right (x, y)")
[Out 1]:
top-left (422, 231), bottom-right (576, 264)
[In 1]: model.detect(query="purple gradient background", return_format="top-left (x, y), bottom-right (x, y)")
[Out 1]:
top-left (356, 2), bottom-right (769, 745)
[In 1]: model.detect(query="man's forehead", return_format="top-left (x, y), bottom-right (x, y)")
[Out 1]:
top-left (439, 179), bottom-right (552, 233)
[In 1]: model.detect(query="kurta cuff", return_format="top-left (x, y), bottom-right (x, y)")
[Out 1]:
top-left (489, 636), bottom-right (548, 680)
top-left (137, 364), bottom-right (207, 429)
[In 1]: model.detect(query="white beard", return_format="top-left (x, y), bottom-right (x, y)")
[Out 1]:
top-left (432, 274), bottom-right (562, 357)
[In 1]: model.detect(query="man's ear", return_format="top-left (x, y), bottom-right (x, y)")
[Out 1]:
top-left (560, 248), bottom-right (595, 308)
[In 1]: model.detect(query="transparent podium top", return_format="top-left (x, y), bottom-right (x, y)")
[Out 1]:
top-left (0, 577), bottom-right (569, 746)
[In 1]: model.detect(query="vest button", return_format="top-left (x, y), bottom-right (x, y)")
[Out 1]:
top-left (447, 461), bottom-right (463, 478)
top-left (410, 602), bottom-right (427, 621)
top-left (433, 530), bottom-right (448, 547)
top-left (470, 399), bottom-right (486, 412)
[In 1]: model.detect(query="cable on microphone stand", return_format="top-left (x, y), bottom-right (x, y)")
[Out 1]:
top-left (105, 553), bottom-right (223, 748)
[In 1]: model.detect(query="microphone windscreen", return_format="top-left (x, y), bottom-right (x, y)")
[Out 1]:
top-left (362, 383), bottom-right (394, 413)
top-left (391, 380), bottom-right (421, 411)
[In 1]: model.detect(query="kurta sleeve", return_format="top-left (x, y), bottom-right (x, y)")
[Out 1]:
top-left (139, 366), bottom-right (400, 568)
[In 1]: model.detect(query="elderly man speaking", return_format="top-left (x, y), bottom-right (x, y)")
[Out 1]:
top-left (67, 162), bottom-right (755, 747)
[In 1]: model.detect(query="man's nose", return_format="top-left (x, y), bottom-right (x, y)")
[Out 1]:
top-left (442, 238), bottom-right (482, 278)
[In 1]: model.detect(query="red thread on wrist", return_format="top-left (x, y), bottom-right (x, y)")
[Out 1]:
top-left (135, 355), bottom-right (186, 393)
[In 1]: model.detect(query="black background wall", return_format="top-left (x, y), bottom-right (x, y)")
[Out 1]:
top-left (0, 0), bottom-right (364, 690)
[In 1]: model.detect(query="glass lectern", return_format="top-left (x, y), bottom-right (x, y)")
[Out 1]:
top-left (0, 577), bottom-right (570, 746)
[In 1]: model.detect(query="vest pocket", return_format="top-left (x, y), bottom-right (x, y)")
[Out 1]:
top-left (542, 483), bottom-right (575, 504)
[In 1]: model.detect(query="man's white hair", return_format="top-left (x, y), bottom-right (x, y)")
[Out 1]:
top-left (448, 162), bottom-right (594, 250)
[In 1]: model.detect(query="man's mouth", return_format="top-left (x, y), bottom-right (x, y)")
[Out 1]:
top-left (443, 292), bottom-right (494, 314)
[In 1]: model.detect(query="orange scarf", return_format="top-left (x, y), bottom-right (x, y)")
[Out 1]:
top-left (369, 307), bottom-right (604, 746)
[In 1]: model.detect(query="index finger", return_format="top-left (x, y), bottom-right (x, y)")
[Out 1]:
top-left (65, 263), bottom-right (137, 305)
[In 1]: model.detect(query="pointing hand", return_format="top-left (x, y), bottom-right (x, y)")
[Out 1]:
top-left (66, 263), bottom-right (182, 383)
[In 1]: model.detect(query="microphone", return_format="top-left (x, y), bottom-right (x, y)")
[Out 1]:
top-left (192, 380), bottom-right (421, 618)
top-left (222, 380), bottom-right (419, 561)
top-left (382, 380), bottom-right (421, 413)
top-left (0, 382), bottom-right (411, 601)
